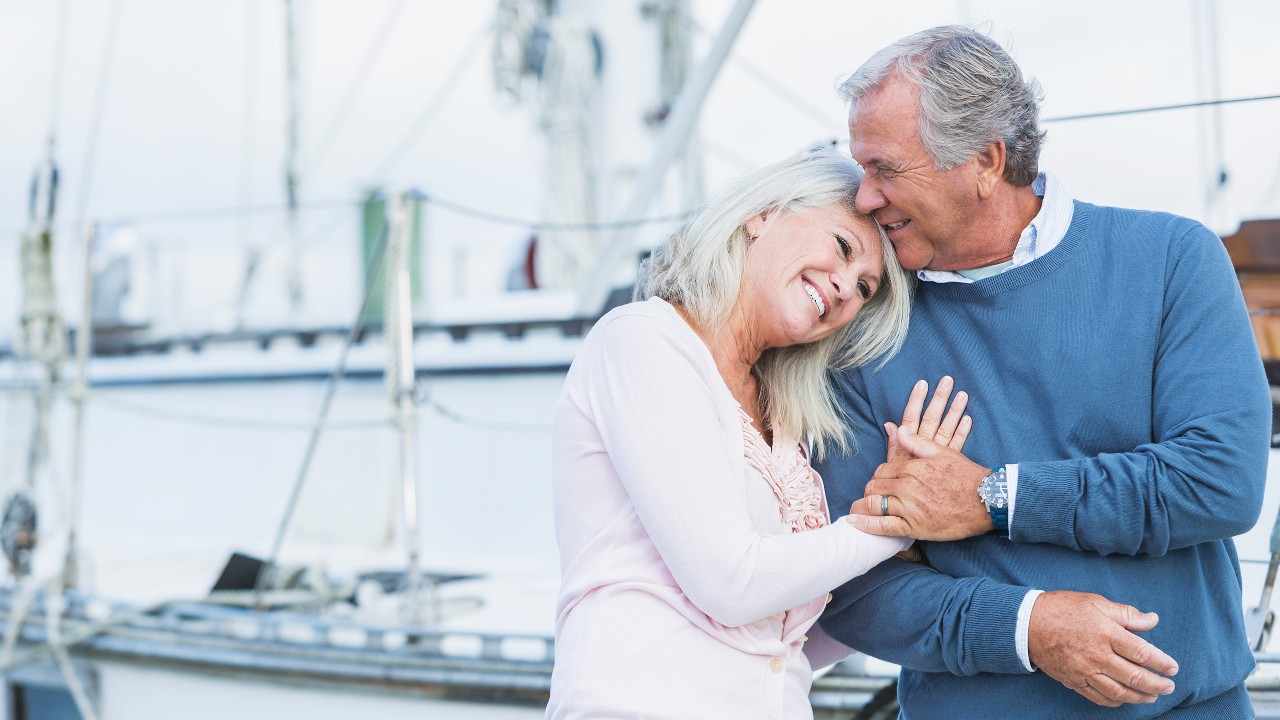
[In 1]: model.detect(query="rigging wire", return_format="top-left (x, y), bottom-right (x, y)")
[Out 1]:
top-left (674, 8), bottom-right (837, 133)
top-left (71, 0), bottom-right (124, 235)
top-left (301, 0), bottom-right (408, 180)
top-left (71, 386), bottom-right (550, 434)
top-left (420, 399), bottom-right (551, 433)
top-left (44, 0), bottom-right (72, 158)
top-left (371, 20), bottom-right (492, 182)
top-left (421, 193), bottom-right (689, 230)
top-left (234, 0), bottom-right (262, 329)
top-left (1041, 94), bottom-right (1280, 124)
top-left (86, 394), bottom-right (390, 432)
top-left (253, 212), bottom-right (393, 609)
top-left (5, 193), bottom-right (688, 236)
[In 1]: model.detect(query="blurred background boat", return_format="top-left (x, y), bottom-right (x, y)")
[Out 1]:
top-left (2, 1), bottom-right (1280, 718)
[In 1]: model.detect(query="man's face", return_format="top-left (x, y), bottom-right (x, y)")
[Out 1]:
top-left (847, 76), bottom-right (984, 272)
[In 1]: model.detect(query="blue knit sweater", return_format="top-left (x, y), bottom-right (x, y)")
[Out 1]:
top-left (815, 201), bottom-right (1270, 719)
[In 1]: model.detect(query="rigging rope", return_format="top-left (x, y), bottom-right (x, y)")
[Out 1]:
top-left (301, 0), bottom-right (408, 180)
top-left (253, 212), bottom-right (392, 609)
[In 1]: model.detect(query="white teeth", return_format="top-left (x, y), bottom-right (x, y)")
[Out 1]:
top-left (885, 220), bottom-right (908, 231)
top-left (804, 282), bottom-right (826, 317)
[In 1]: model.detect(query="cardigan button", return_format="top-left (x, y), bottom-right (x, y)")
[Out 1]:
top-left (825, 593), bottom-right (833, 604)
top-left (769, 657), bottom-right (784, 673)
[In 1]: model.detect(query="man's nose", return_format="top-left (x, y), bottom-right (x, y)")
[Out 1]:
top-left (854, 179), bottom-right (886, 215)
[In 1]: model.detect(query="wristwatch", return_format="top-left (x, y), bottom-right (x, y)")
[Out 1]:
top-left (977, 466), bottom-right (1009, 538)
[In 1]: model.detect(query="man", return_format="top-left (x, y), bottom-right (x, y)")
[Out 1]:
top-left (813, 25), bottom-right (1271, 718)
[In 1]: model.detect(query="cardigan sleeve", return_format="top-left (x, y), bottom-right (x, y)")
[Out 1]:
top-left (814, 367), bottom-right (1032, 675)
top-left (1011, 222), bottom-right (1270, 555)
top-left (579, 311), bottom-right (909, 628)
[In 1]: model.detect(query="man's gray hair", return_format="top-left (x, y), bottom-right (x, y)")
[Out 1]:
top-left (636, 147), bottom-right (913, 458)
top-left (838, 25), bottom-right (1046, 186)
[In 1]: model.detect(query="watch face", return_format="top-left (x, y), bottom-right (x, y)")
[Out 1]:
top-left (979, 474), bottom-right (1008, 508)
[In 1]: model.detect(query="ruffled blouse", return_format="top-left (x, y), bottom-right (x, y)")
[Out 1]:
top-left (738, 409), bottom-right (828, 533)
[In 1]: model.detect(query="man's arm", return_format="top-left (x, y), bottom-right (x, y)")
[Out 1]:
top-left (853, 224), bottom-right (1269, 555)
top-left (819, 367), bottom-right (1177, 700)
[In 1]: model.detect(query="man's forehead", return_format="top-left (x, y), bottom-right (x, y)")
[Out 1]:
top-left (847, 80), bottom-right (918, 159)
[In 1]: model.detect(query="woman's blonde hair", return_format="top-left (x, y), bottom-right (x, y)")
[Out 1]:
top-left (636, 147), bottom-right (913, 458)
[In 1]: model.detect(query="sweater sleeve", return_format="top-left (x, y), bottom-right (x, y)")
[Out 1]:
top-left (1012, 222), bottom-right (1270, 555)
top-left (582, 312), bottom-right (909, 628)
top-left (814, 367), bottom-right (1032, 675)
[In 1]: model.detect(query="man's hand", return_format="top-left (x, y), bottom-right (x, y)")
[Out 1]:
top-left (846, 377), bottom-right (988, 540)
top-left (848, 439), bottom-right (992, 539)
top-left (1030, 591), bottom-right (1178, 707)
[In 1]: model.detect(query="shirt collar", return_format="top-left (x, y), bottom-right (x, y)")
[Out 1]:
top-left (917, 172), bottom-right (1073, 285)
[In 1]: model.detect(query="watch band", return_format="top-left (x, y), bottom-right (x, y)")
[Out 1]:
top-left (982, 466), bottom-right (1010, 539)
top-left (990, 501), bottom-right (1009, 539)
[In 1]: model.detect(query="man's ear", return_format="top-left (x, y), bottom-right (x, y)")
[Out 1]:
top-left (975, 141), bottom-right (1007, 200)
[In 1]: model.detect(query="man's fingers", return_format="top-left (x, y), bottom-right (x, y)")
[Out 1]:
top-left (917, 376), bottom-right (954, 439)
top-left (845, 512), bottom-right (911, 537)
top-left (898, 379), bottom-right (928, 436)
top-left (1098, 600), bottom-right (1161, 635)
top-left (849, 495), bottom-right (882, 517)
top-left (1076, 685), bottom-right (1123, 708)
top-left (949, 415), bottom-right (973, 451)
top-left (1084, 674), bottom-right (1159, 706)
top-left (1113, 632), bottom-right (1179, 679)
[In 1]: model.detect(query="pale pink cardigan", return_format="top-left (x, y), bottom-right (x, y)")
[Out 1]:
top-left (547, 298), bottom-right (907, 719)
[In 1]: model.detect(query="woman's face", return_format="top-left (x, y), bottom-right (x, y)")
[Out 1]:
top-left (740, 204), bottom-right (885, 350)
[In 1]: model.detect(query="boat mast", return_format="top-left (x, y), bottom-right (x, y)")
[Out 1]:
top-left (383, 191), bottom-right (425, 623)
top-left (284, 0), bottom-right (304, 312)
top-left (575, 0), bottom-right (756, 316)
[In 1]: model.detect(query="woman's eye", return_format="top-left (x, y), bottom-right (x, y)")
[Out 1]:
top-left (835, 235), bottom-right (852, 259)
top-left (857, 281), bottom-right (872, 300)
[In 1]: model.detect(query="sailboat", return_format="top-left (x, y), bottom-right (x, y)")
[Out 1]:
top-left (3, 1), bottom-right (1280, 718)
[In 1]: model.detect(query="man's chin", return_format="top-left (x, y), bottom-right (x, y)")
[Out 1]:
top-left (890, 245), bottom-right (931, 272)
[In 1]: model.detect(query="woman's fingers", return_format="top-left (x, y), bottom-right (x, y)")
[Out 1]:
top-left (934, 390), bottom-right (967, 444)
top-left (916, 376), bottom-right (955, 440)
top-left (884, 422), bottom-right (900, 462)
top-left (949, 415), bottom-right (973, 451)
top-left (896, 377), bottom-right (974, 452)
top-left (897, 380), bottom-right (928, 436)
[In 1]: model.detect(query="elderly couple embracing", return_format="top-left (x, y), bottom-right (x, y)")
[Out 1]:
top-left (546, 24), bottom-right (1270, 720)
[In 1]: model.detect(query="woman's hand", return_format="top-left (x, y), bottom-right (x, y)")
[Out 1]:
top-left (885, 376), bottom-right (971, 464)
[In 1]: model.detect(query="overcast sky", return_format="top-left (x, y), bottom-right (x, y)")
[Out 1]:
top-left (1, 0), bottom-right (1278, 331)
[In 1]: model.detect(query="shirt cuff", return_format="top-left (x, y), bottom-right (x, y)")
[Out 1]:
top-left (1006, 463), bottom-right (1019, 528)
top-left (1015, 588), bottom-right (1044, 672)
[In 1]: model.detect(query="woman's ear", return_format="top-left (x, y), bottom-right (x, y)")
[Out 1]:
top-left (745, 210), bottom-right (770, 242)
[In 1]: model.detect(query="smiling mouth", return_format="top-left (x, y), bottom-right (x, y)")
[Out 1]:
top-left (881, 219), bottom-right (910, 234)
top-left (803, 281), bottom-right (826, 318)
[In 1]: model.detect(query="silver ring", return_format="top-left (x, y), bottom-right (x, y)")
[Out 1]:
top-left (881, 495), bottom-right (890, 517)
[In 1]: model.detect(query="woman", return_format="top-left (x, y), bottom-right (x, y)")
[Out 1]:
top-left (547, 149), bottom-right (965, 719)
